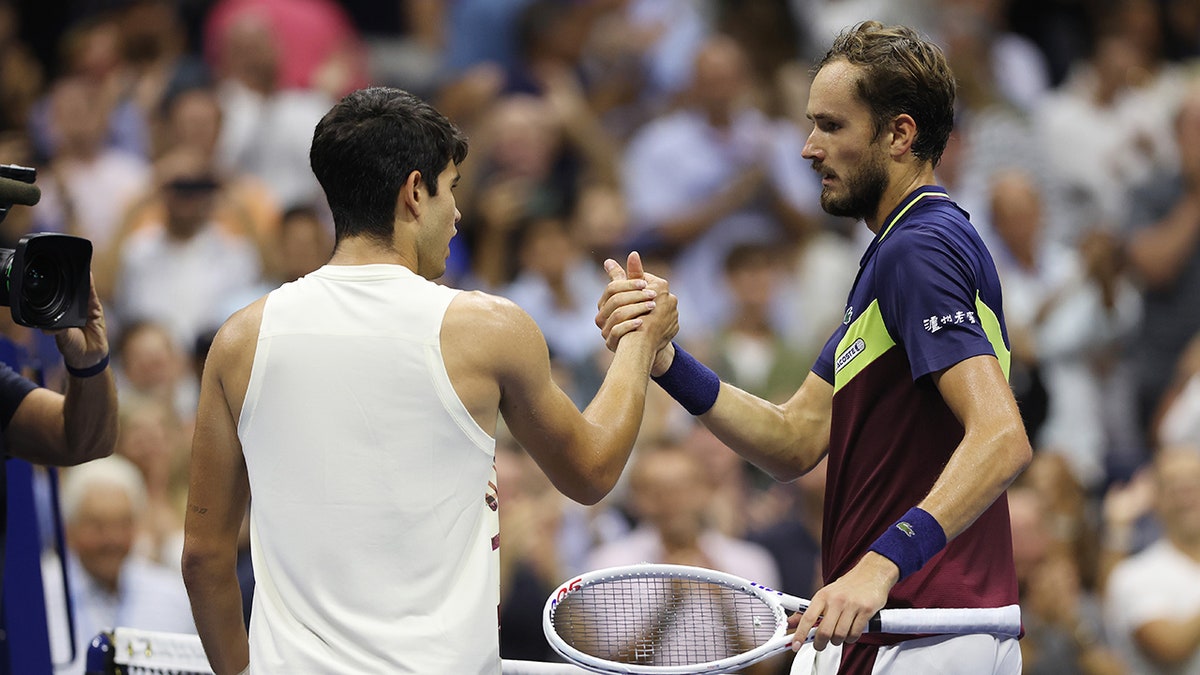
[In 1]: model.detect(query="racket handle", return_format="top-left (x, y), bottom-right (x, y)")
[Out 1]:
top-left (870, 604), bottom-right (1022, 637)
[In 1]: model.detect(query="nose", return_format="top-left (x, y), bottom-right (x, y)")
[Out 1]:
top-left (801, 132), bottom-right (820, 161)
top-left (454, 208), bottom-right (462, 224)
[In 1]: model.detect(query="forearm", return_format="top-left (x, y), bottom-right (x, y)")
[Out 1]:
top-left (61, 369), bottom-right (118, 464)
top-left (918, 421), bottom-right (1030, 539)
top-left (182, 553), bottom-right (250, 675)
top-left (647, 344), bottom-right (828, 481)
top-left (578, 333), bottom-right (658, 488)
top-left (701, 378), bottom-right (827, 482)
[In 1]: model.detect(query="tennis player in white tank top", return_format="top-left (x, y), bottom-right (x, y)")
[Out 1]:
top-left (182, 88), bottom-right (678, 674)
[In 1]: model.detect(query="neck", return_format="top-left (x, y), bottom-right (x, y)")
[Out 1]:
top-left (867, 166), bottom-right (937, 234)
top-left (329, 234), bottom-right (416, 272)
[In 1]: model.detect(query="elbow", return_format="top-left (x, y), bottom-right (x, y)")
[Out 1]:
top-left (563, 468), bottom-right (620, 506)
top-left (180, 543), bottom-right (232, 596)
top-left (59, 440), bottom-right (116, 466)
top-left (180, 547), bottom-right (208, 590)
top-left (767, 463), bottom-right (807, 484)
top-left (62, 423), bottom-right (119, 466)
top-left (760, 441), bottom-right (826, 484)
top-left (569, 487), bottom-right (608, 507)
top-left (1001, 425), bottom-right (1034, 481)
top-left (80, 439), bottom-right (117, 464)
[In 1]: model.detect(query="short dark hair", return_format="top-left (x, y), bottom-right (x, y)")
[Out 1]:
top-left (815, 22), bottom-right (956, 167)
top-left (309, 87), bottom-right (468, 242)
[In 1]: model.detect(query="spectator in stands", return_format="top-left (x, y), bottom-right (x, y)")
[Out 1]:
top-left (503, 215), bottom-right (610, 403)
top-left (587, 439), bottom-right (779, 581)
top-left (455, 91), bottom-right (606, 291)
top-left (1124, 85), bottom-right (1200, 429)
top-left (115, 397), bottom-right (189, 569)
top-left (709, 242), bottom-right (811, 405)
top-left (496, 436), bottom-right (567, 663)
top-left (1009, 484), bottom-right (1127, 675)
top-left (1105, 445), bottom-right (1200, 674)
top-left (203, 0), bottom-right (368, 98)
top-left (32, 76), bottom-right (151, 255)
top-left (621, 33), bottom-right (814, 338)
top-left (207, 10), bottom-right (331, 210)
top-left (27, 14), bottom-right (149, 160)
top-left (113, 319), bottom-right (198, 426)
top-left (1038, 6), bottom-right (1183, 241)
top-left (60, 455), bottom-right (195, 674)
top-left (987, 168), bottom-right (1142, 490)
top-left (109, 148), bottom-right (262, 352)
top-left (149, 83), bottom-right (281, 269)
top-left (0, 1), bottom-right (45, 133)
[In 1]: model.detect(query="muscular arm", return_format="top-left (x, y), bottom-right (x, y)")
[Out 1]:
top-left (446, 288), bottom-right (671, 505)
top-left (503, 303), bottom-right (660, 505)
top-left (696, 370), bottom-right (832, 482)
top-left (5, 280), bottom-right (117, 466)
top-left (920, 354), bottom-right (1033, 538)
top-left (5, 372), bottom-right (118, 466)
top-left (181, 305), bottom-right (257, 675)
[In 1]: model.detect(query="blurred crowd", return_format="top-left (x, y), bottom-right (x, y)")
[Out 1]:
top-left (5, 0), bottom-right (1200, 673)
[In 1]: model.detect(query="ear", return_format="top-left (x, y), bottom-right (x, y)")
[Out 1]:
top-left (888, 114), bottom-right (918, 159)
top-left (400, 170), bottom-right (424, 218)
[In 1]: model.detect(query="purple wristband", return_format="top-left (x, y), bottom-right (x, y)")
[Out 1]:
top-left (652, 343), bottom-right (720, 416)
top-left (868, 507), bottom-right (947, 581)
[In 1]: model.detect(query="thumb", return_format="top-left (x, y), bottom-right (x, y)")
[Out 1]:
top-left (626, 251), bottom-right (645, 280)
top-left (603, 258), bottom-right (628, 282)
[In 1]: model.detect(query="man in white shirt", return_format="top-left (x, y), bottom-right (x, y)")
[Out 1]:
top-left (1105, 446), bottom-right (1200, 674)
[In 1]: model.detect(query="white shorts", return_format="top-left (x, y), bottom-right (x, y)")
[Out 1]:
top-left (789, 634), bottom-right (1022, 675)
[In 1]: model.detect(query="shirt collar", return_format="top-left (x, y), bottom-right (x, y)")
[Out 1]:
top-left (859, 185), bottom-right (952, 267)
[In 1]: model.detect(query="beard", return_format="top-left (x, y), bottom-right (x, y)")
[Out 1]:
top-left (818, 148), bottom-right (889, 221)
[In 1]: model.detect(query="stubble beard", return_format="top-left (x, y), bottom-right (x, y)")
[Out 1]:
top-left (819, 150), bottom-right (889, 222)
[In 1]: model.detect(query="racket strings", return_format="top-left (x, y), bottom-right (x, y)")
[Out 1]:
top-left (550, 577), bottom-right (779, 666)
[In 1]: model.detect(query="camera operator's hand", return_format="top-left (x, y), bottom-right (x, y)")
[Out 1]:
top-left (47, 274), bottom-right (110, 371)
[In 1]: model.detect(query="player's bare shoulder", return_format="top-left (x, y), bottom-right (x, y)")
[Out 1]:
top-left (204, 295), bottom-right (266, 383)
top-left (443, 289), bottom-right (545, 368)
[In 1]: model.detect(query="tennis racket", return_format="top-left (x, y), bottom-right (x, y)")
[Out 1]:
top-left (543, 563), bottom-right (1022, 675)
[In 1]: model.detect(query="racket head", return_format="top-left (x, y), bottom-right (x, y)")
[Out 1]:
top-left (543, 563), bottom-right (793, 675)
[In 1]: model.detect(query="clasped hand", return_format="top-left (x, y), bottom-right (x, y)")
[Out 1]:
top-left (595, 252), bottom-right (678, 372)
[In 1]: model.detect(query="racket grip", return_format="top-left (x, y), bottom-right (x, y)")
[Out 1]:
top-left (870, 604), bottom-right (1022, 636)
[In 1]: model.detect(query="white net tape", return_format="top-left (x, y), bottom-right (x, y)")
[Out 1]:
top-left (110, 628), bottom-right (212, 675)
top-left (100, 628), bottom-right (590, 675)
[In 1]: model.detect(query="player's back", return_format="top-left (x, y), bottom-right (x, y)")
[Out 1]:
top-left (238, 263), bottom-right (500, 673)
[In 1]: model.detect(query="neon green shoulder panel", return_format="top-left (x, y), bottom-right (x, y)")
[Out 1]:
top-left (833, 293), bottom-right (1010, 394)
top-left (975, 292), bottom-right (1010, 380)
top-left (833, 300), bottom-right (895, 394)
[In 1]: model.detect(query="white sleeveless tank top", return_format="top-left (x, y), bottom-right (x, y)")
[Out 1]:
top-left (238, 264), bottom-right (499, 674)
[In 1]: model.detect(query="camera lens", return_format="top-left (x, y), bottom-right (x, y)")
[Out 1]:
top-left (0, 233), bottom-right (92, 329)
top-left (22, 252), bottom-right (69, 317)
